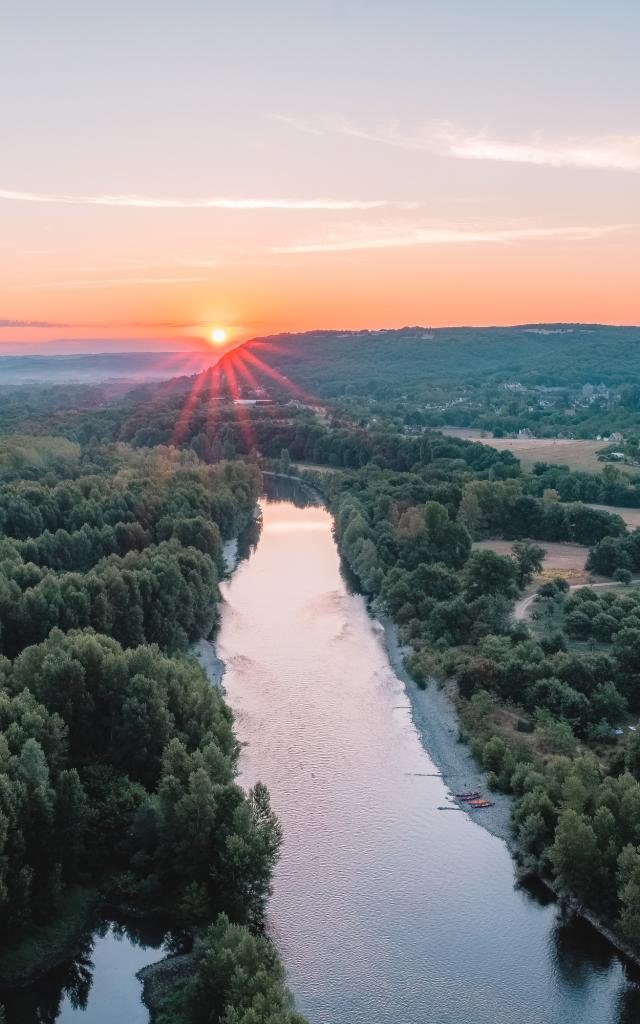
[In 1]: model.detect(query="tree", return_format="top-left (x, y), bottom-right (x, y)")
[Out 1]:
top-left (614, 568), bottom-right (633, 585)
top-left (55, 770), bottom-right (88, 878)
top-left (617, 845), bottom-right (640, 944)
top-left (457, 483), bottom-right (484, 538)
top-left (512, 541), bottom-right (545, 589)
top-left (464, 549), bottom-right (518, 600)
top-left (187, 915), bottom-right (306, 1024)
top-left (551, 810), bottom-right (600, 901)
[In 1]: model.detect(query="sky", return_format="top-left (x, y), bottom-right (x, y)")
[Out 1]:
top-left (1, 1), bottom-right (639, 353)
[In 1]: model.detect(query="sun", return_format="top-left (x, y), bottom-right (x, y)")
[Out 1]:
top-left (210, 327), bottom-right (227, 344)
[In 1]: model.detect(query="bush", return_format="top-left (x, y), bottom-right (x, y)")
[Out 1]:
top-left (615, 568), bottom-right (633, 585)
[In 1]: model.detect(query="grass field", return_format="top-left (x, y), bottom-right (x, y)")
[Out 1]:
top-left (441, 429), bottom-right (638, 475)
top-left (474, 539), bottom-right (590, 583)
top-left (586, 503), bottom-right (640, 529)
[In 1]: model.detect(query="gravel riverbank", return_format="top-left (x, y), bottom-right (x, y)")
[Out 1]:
top-left (192, 638), bottom-right (225, 692)
top-left (138, 952), bottom-right (194, 1020)
top-left (372, 609), bottom-right (515, 849)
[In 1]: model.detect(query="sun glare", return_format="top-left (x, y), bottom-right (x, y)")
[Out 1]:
top-left (210, 327), bottom-right (227, 344)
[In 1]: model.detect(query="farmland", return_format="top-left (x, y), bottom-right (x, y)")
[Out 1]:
top-left (473, 539), bottom-right (590, 584)
top-left (439, 429), bottom-right (637, 475)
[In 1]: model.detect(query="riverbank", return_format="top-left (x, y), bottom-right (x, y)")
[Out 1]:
top-left (138, 952), bottom-right (194, 1023)
top-left (372, 607), bottom-right (515, 848)
top-left (192, 638), bottom-right (226, 692)
top-left (371, 605), bottom-right (640, 974)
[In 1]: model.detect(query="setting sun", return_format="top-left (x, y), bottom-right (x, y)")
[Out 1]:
top-left (210, 327), bottom-right (227, 344)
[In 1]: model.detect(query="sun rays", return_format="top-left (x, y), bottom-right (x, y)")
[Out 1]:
top-left (166, 339), bottom-right (317, 454)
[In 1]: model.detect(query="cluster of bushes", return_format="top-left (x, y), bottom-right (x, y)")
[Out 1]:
top-left (484, 736), bottom-right (640, 945)
top-left (527, 462), bottom-right (640, 508)
top-left (458, 478), bottom-right (626, 544)
top-left (587, 530), bottom-right (640, 576)
top-left (151, 915), bottom-right (306, 1024)
top-left (451, 631), bottom-right (628, 739)
top-left (541, 585), bottom-right (640, 657)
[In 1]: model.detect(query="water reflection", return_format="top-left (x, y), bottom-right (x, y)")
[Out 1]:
top-left (262, 473), bottom-right (322, 509)
top-left (550, 910), bottom-right (640, 1021)
top-left (219, 493), bottom-right (640, 1024)
top-left (1, 917), bottom-right (169, 1024)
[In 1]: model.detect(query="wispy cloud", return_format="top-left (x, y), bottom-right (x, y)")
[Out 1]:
top-left (271, 222), bottom-right (628, 255)
top-left (0, 188), bottom-right (399, 211)
top-left (0, 318), bottom-right (75, 328)
top-left (437, 125), bottom-right (640, 172)
top-left (270, 114), bottom-right (640, 172)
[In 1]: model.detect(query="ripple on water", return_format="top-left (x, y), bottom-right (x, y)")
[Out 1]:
top-left (219, 491), bottom-right (640, 1024)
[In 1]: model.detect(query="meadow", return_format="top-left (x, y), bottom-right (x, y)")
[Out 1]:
top-left (440, 429), bottom-right (630, 475)
top-left (473, 538), bottom-right (590, 583)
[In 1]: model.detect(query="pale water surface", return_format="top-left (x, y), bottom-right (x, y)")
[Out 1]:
top-left (218, 486), bottom-right (640, 1024)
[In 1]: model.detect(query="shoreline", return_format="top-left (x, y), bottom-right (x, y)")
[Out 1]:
top-left (372, 604), bottom-right (640, 972)
top-left (371, 606), bottom-right (515, 849)
top-left (197, 485), bottom-right (640, 982)
top-left (192, 638), bottom-right (226, 692)
top-left (138, 952), bottom-right (195, 1021)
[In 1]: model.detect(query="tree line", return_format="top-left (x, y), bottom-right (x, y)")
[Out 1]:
top-left (0, 440), bottom-right (307, 1023)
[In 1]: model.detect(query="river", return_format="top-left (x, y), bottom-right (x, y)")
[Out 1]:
top-left (218, 482), bottom-right (640, 1024)
top-left (5, 481), bottom-right (640, 1023)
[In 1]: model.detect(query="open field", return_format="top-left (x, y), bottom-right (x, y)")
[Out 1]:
top-left (295, 462), bottom-right (339, 475)
top-left (586, 503), bottom-right (640, 529)
top-left (474, 538), bottom-right (589, 583)
top-left (440, 429), bottom-right (639, 475)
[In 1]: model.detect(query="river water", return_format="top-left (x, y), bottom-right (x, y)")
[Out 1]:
top-left (5, 482), bottom-right (640, 1023)
top-left (218, 483), bottom-right (640, 1024)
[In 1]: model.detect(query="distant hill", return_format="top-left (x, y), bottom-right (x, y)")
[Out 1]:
top-left (223, 324), bottom-right (640, 399)
top-left (0, 351), bottom-right (222, 385)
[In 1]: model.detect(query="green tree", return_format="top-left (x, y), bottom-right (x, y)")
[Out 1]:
top-left (551, 810), bottom-right (600, 901)
top-left (512, 541), bottom-right (546, 589)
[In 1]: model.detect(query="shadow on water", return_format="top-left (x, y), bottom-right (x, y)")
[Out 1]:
top-left (233, 473), bottom-right (322, 568)
top-left (235, 513), bottom-right (262, 565)
top-left (1, 916), bottom-right (171, 1024)
top-left (261, 474), bottom-right (364, 595)
top-left (551, 909), bottom-right (640, 1019)
top-left (261, 473), bottom-right (323, 509)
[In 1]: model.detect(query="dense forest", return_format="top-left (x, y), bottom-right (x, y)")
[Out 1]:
top-left (5, 339), bottom-right (640, 1016)
top-left (0, 438), bottom-right (305, 1023)
top-left (226, 325), bottom-right (640, 392)
top-left (214, 325), bottom-right (640, 440)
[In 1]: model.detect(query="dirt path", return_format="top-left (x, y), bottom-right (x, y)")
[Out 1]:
top-left (514, 579), bottom-right (640, 623)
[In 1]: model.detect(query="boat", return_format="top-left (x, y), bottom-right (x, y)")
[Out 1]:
top-left (468, 799), bottom-right (494, 809)
top-left (455, 791), bottom-right (480, 801)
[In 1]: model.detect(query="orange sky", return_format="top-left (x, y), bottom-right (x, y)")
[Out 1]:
top-left (1, 3), bottom-right (638, 353)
